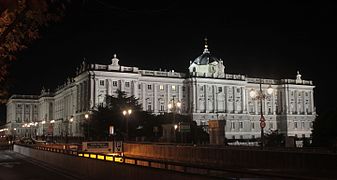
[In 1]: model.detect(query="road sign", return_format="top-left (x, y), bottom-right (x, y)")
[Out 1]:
top-left (260, 121), bottom-right (266, 128)
top-left (260, 116), bottom-right (266, 122)
top-left (114, 141), bottom-right (123, 152)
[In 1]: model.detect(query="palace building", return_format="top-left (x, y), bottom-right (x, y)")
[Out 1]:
top-left (4, 41), bottom-right (316, 140)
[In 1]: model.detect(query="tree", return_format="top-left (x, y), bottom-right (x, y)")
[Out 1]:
top-left (0, 0), bottom-right (68, 103)
top-left (85, 90), bottom-right (144, 141)
top-left (312, 108), bottom-right (337, 147)
top-left (264, 129), bottom-right (285, 147)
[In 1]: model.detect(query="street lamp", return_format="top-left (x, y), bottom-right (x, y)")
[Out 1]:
top-left (249, 79), bottom-right (274, 148)
top-left (168, 96), bottom-right (181, 142)
top-left (66, 116), bottom-right (74, 143)
top-left (50, 120), bottom-right (55, 142)
top-left (41, 120), bottom-right (46, 140)
top-left (122, 109), bottom-right (132, 141)
top-left (85, 113), bottom-right (90, 141)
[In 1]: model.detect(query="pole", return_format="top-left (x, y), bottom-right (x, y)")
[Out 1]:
top-left (259, 79), bottom-right (265, 149)
top-left (126, 116), bottom-right (129, 141)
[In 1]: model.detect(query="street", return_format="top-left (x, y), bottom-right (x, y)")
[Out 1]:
top-left (0, 150), bottom-right (86, 180)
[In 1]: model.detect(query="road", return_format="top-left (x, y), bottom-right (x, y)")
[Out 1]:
top-left (0, 150), bottom-right (86, 180)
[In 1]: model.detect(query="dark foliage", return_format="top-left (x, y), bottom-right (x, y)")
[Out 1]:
top-left (312, 108), bottom-right (337, 147)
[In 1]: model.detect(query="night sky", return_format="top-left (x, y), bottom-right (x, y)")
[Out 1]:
top-left (1, 1), bottom-right (336, 121)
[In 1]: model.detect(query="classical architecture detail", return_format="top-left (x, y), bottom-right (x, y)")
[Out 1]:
top-left (4, 42), bottom-right (316, 140)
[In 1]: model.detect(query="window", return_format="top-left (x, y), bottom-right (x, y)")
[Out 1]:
top-left (294, 122), bottom-right (298, 129)
top-left (159, 85), bottom-right (164, 90)
top-left (269, 122), bottom-right (273, 129)
top-left (232, 135), bottom-right (235, 140)
top-left (99, 80), bottom-right (105, 86)
top-left (301, 121), bottom-right (305, 128)
top-left (236, 88), bottom-right (240, 93)
top-left (231, 122), bottom-right (235, 129)
top-left (218, 87), bottom-right (222, 93)
top-left (240, 135), bottom-right (243, 139)
top-left (125, 82), bottom-right (130, 88)
top-left (172, 85), bottom-right (176, 91)
top-left (148, 85), bottom-right (152, 90)
top-left (310, 122), bottom-right (313, 128)
top-left (113, 81), bottom-right (118, 87)
top-left (138, 84), bottom-right (141, 89)
top-left (147, 105), bottom-right (152, 111)
top-left (160, 105), bottom-right (164, 111)
top-left (252, 135), bottom-right (255, 139)
top-left (239, 122), bottom-right (243, 129)
top-left (251, 122), bottom-right (255, 129)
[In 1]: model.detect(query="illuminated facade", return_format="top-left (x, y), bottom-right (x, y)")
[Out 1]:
top-left (5, 42), bottom-right (316, 140)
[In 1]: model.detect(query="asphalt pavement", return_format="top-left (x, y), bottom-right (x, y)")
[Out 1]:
top-left (0, 150), bottom-right (87, 180)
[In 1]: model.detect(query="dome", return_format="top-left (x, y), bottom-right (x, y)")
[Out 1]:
top-left (192, 38), bottom-right (220, 65)
top-left (193, 51), bottom-right (220, 65)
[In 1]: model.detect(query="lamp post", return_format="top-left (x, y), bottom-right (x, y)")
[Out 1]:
top-left (168, 96), bottom-right (181, 142)
top-left (50, 120), bottom-right (55, 143)
top-left (41, 120), bottom-right (46, 140)
top-left (66, 116), bottom-right (74, 144)
top-left (84, 113), bottom-right (89, 141)
top-left (249, 79), bottom-right (273, 149)
top-left (122, 109), bottom-right (132, 141)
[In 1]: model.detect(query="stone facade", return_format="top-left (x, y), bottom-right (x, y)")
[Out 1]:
top-left (4, 43), bottom-right (316, 140)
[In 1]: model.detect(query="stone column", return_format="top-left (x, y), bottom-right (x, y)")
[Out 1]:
top-left (242, 87), bottom-right (246, 113)
top-left (310, 90), bottom-right (314, 113)
top-left (142, 83), bottom-right (146, 111)
top-left (154, 84), bottom-right (158, 113)
top-left (133, 81), bottom-right (139, 99)
top-left (213, 85), bottom-right (217, 112)
top-left (224, 86), bottom-right (228, 113)
top-left (192, 82), bottom-right (197, 113)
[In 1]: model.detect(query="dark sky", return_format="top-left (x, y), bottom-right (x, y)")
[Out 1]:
top-left (1, 1), bottom-right (336, 121)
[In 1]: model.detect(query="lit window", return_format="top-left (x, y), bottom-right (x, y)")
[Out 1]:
top-left (172, 85), bottom-right (176, 91)
top-left (159, 85), bottom-right (164, 90)
top-left (113, 81), bottom-right (117, 87)
top-left (100, 80), bottom-right (105, 86)
top-left (125, 82), bottom-right (130, 88)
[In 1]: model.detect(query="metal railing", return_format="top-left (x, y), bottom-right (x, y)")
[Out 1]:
top-left (14, 143), bottom-right (323, 179)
